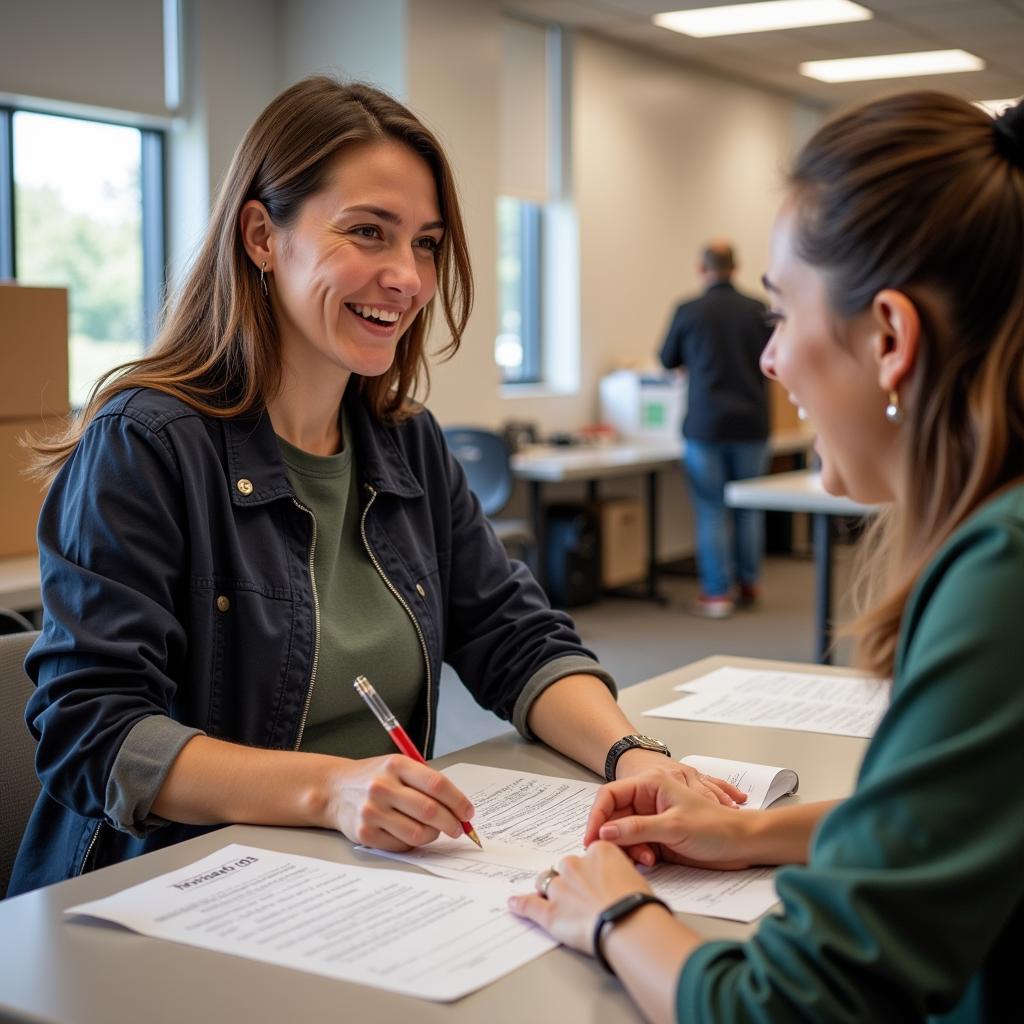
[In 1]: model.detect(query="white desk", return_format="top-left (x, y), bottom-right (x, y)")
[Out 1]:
top-left (0, 555), bottom-right (41, 613)
top-left (513, 430), bottom-right (814, 602)
top-left (725, 471), bottom-right (878, 663)
top-left (0, 655), bottom-right (866, 1024)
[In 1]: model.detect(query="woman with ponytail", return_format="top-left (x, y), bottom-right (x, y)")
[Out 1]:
top-left (512, 93), bottom-right (1024, 1024)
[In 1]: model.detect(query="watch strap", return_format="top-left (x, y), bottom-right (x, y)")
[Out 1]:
top-left (604, 734), bottom-right (671, 782)
top-left (592, 892), bottom-right (672, 975)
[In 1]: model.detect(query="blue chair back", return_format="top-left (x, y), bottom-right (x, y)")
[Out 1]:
top-left (443, 428), bottom-right (513, 517)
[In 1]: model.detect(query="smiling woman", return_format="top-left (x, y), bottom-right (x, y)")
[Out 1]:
top-left (240, 141), bottom-right (447, 452)
top-left (9, 77), bottom-right (740, 899)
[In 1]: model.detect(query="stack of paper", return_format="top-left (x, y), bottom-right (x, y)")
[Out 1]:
top-left (644, 666), bottom-right (889, 738)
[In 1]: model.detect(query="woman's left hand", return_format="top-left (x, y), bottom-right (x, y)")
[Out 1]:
top-left (507, 841), bottom-right (652, 955)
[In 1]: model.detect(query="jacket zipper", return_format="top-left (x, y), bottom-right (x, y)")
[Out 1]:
top-left (359, 484), bottom-right (433, 751)
top-left (292, 498), bottom-right (321, 750)
top-left (78, 821), bottom-right (103, 876)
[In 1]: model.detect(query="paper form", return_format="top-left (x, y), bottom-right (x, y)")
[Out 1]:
top-left (65, 843), bottom-right (556, 1002)
top-left (642, 666), bottom-right (889, 738)
top-left (364, 764), bottom-right (780, 923)
top-left (674, 666), bottom-right (889, 706)
top-left (680, 754), bottom-right (798, 809)
top-left (646, 690), bottom-right (883, 737)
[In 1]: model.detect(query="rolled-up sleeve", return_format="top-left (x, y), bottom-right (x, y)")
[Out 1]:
top-left (105, 715), bottom-right (204, 837)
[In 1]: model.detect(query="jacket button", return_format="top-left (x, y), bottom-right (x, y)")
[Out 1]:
top-left (415, 583), bottom-right (426, 598)
top-left (236, 478), bottom-right (254, 496)
top-left (216, 595), bottom-right (230, 612)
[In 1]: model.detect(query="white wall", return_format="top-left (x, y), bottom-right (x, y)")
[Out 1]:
top-left (169, 0), bottom-right (410, 283)
top-left (399, 18), bottom-right (821, 557)
top-left (405, 0), bottom-right (504, 425)
top-left (412, 23), bottom-right (819, 437)
top-left (573, 34), bottom-right (807, 421)
top-left (167, 0), bottom-right (280, 287)
top-left (280, 0), bottom-right (407, 98)
top-left (0, 0), bottom-right (166, 118)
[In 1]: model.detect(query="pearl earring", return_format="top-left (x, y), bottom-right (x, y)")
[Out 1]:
top-left (885, 390), bottom-right (904, 425)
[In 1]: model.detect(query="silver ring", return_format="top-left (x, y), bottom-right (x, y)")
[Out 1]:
top-left (535, 866), bottom-right (559, 899)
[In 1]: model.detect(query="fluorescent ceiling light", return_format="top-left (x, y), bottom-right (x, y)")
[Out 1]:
top-left (653, 1), bottom-right (872, 38)
top-left (800, 49), bottom-right (984, 82)
top-left (975, 98), bottom-right (1021, 117)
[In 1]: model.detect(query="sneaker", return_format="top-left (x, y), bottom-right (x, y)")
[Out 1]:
top-left (736, 584), bottom-right (760, 609)
top-left (689, 594), bottom-right (735, 619)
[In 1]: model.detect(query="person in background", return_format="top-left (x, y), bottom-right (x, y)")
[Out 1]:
top-left (7, 77), bottom-right (742, 898)
top-left (512, 92), bottom-right (1024, 1023)
top-left (659, 242), bottom-right (772, 619)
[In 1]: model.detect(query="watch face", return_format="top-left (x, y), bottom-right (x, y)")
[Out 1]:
top-left (633, 735), bottom-right (667, 750)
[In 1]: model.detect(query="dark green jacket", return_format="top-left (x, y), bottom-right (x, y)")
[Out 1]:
top-left (678, 483), bottom-right (1024, 1022)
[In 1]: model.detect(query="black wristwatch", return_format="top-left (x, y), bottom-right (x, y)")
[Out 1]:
top-left (604, 734), bottom-right (672, 782)
top-left (593, 892), bottom-right (673, 974)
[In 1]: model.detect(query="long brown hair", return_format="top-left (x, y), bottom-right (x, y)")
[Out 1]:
top-left (790, 92), bottom-right (1024, 676)
top-left (29, 76), bottom-right (473, 480)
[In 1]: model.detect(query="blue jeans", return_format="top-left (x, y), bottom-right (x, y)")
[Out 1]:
top-left (683, 439), bottom-right (770, 599)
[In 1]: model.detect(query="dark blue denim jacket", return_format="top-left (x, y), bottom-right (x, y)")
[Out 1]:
top-left (8, 386), bottom-right (611, 896)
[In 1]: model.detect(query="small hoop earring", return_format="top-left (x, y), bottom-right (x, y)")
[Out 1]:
top-left (885, 389), bottom-right (904, 425)
top-left (260, 261), bottom-right (268, 297)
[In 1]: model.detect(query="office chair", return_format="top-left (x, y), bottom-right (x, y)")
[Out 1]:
top-left (0, 609), bottom-right (34, 635)
top-left (0, 629), bottom-right (40, 898)
top-left (443, 427), bottom-right (535, 567)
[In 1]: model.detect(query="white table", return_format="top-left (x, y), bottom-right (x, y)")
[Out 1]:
top-left (0, 655), bottom-right (867, 1024)
top-left (725, 471), bottom-right (878, 663)
top-left (0, 555), bottom-right (41, 613)
top-left (513, 430), bottom-right (814, 602)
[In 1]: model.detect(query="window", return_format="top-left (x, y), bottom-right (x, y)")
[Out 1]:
top-left (497, 19), bottom-right (573, 389)
top-left (496, 196), bottom-right (542, 384)
top-left (1, 107), bottom-right (165, 407)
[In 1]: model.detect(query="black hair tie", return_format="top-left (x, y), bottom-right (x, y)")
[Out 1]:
top-left (993, 101), bottom-right (1024, 169)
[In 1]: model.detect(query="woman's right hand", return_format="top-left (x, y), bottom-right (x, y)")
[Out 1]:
top-left (584, 770), bottom-right (759, 870)
top-left (324, 754), bottom-right (476, 852)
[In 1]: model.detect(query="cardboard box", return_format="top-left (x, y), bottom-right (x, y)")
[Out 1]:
top-left (0, 283), bottom-right (70, 420)
top-left (600, 498), bottom-right (648, 589)
top-left (0, 418), bottom-right (49, 557)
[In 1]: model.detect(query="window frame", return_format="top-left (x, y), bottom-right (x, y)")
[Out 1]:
top-left (0, 102), bottom-right (167, 385)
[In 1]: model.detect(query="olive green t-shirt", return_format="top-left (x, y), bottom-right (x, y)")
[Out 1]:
top-left (276, 429), bottom-right (425, 759)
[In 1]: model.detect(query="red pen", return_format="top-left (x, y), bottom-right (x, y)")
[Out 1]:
top-left (353, 674), bottom-right (483, 848)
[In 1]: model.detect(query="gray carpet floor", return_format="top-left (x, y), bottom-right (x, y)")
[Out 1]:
top-left (434, 547), bottom-right (858, 757)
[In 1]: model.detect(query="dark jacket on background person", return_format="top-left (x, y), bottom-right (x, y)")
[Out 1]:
top-left (8, 385), bottom-right (612, 897)
top-left (659, 281), bottom-right (771, 442)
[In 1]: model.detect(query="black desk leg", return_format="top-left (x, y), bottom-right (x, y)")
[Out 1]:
top-left (813, 512), bottom-right (833, 664)
top-left (530, 480), bottom-right (546, 589)
top-left (646, 471), bottom-right (661, 601)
